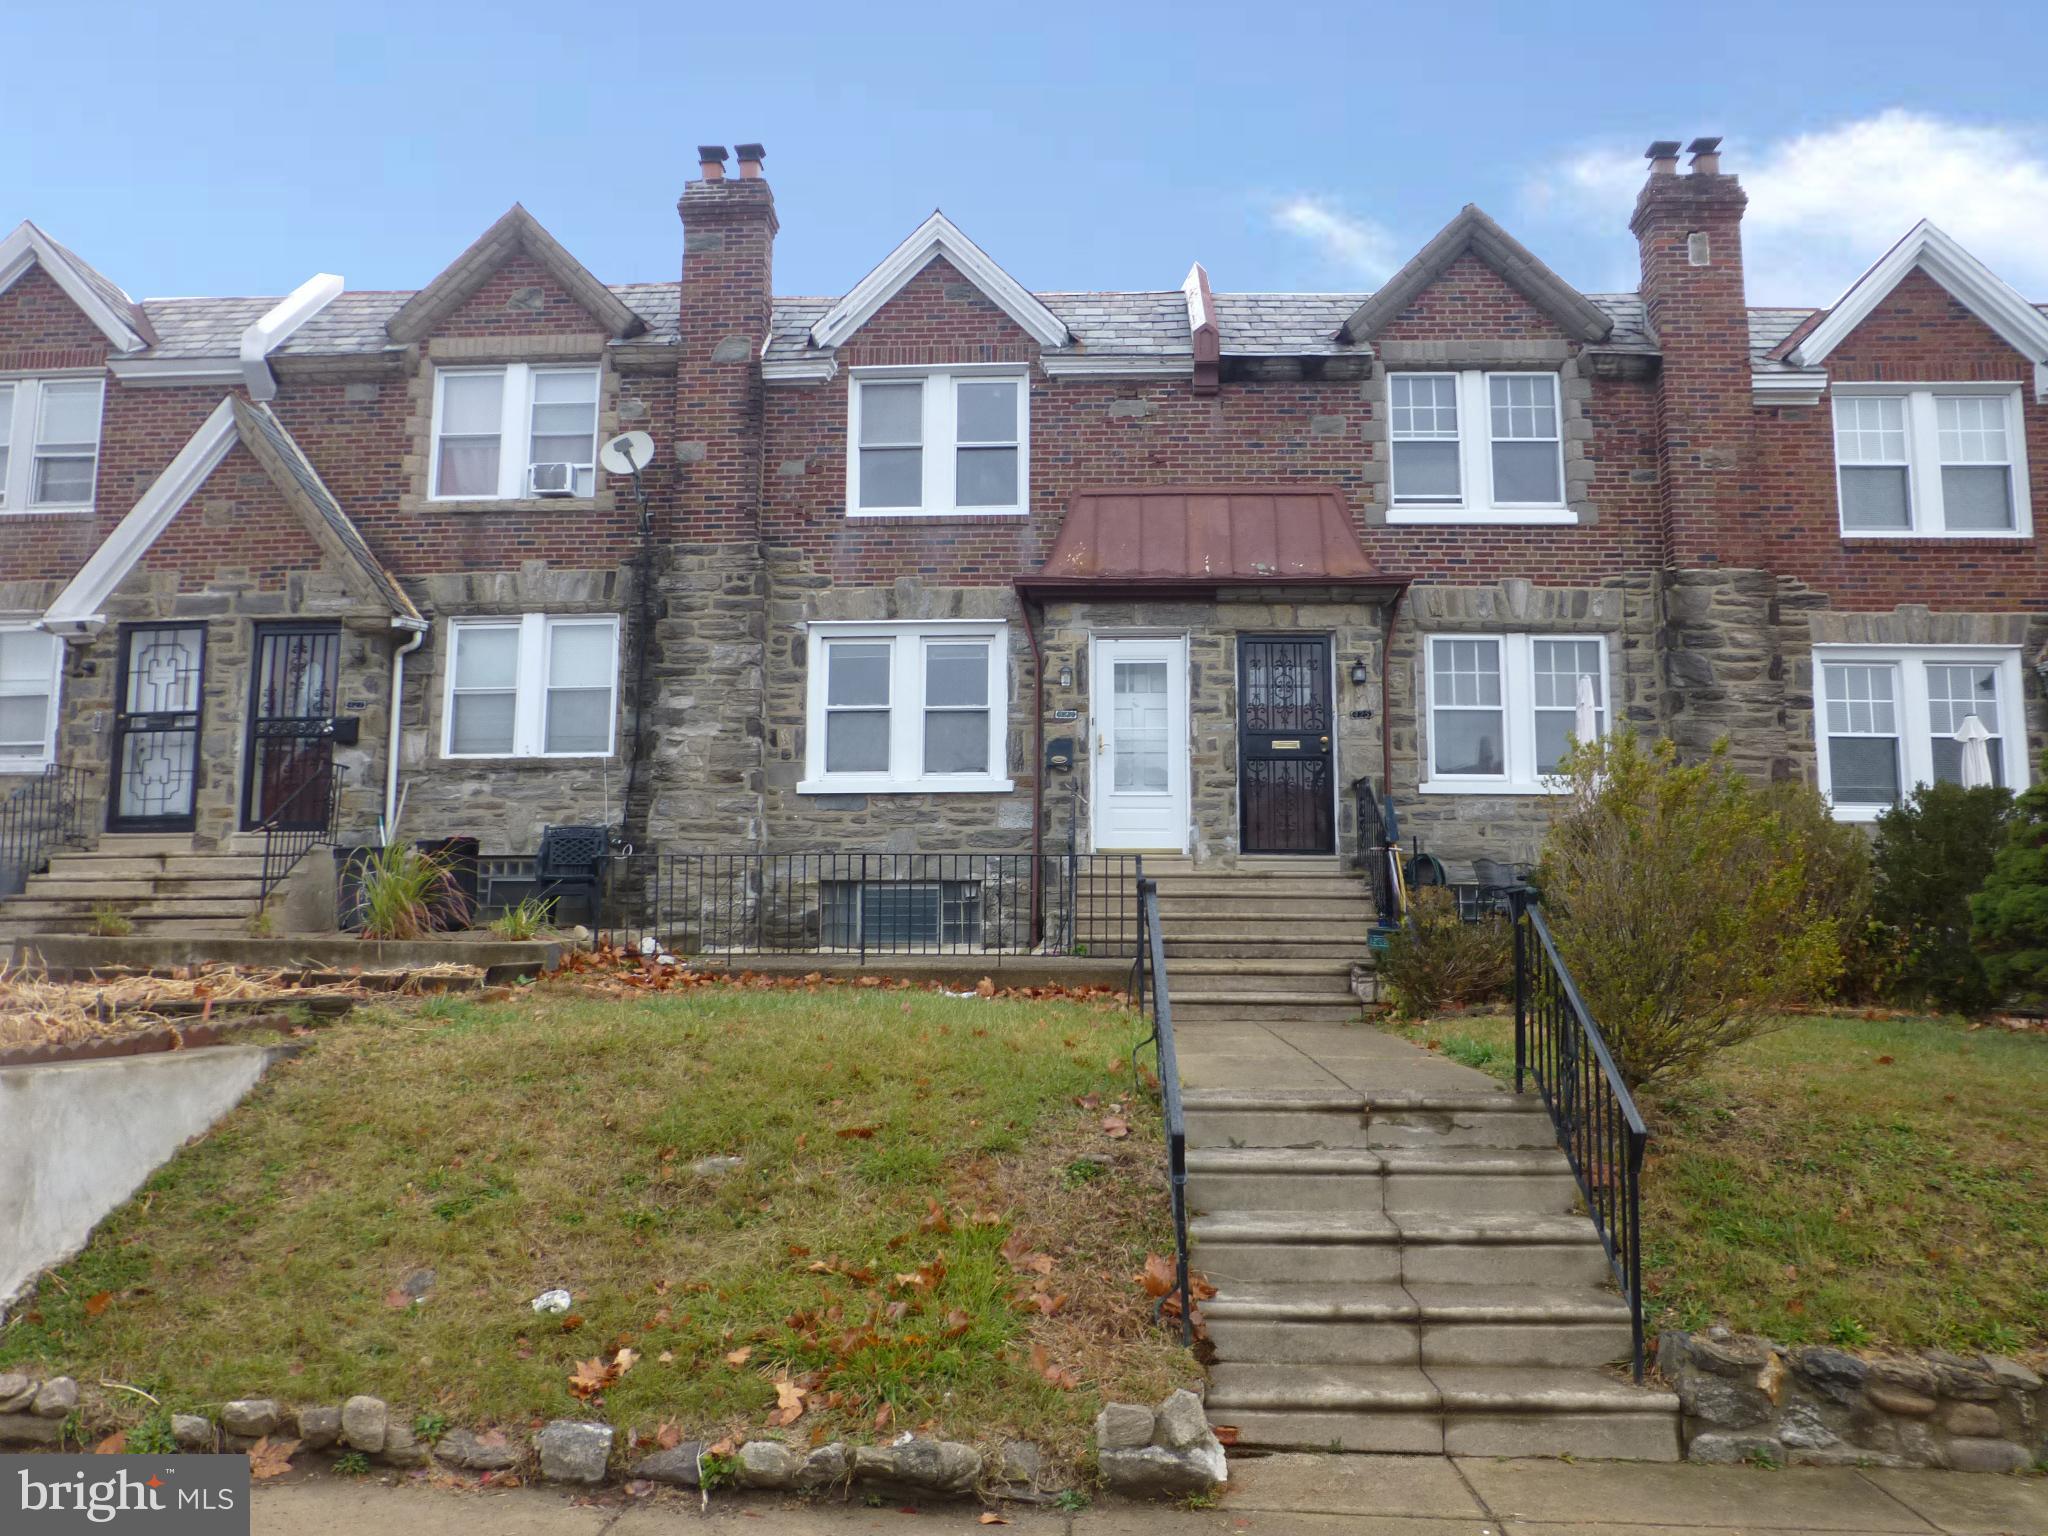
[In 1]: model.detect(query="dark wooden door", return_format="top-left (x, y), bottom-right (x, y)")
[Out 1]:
top-left (109, 623), bottom-right (208, 832)
top-left (242, 625), bottom-right (340, 829)
top-left (1238, 635), bottom-right (1335, 855)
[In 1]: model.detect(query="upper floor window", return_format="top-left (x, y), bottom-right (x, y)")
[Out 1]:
top-left (0, 626), bottom-right (62, 769)
top-left (1832, 386), bottom-right (2030, 537)
top-left (1814, 645), bottom-right (2028, 819)
top-left (1423, 632), bottom-right (1607, 794)
top-left (0, 376), bottom-right (104, 514)
top-left (848, 368), bottom-right (1027, 517)
top-left (1387, 370), bottom-right (1568, 525)
top-left (430, 364), bottom-right (600, 501)
top-left (800, 621), bottom-right (1012, 793)
top-left (442, 613), bottom-right (619, 759)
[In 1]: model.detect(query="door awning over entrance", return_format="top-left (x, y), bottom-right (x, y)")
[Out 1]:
top-left (1017, 486), bottom-right (1402, 597)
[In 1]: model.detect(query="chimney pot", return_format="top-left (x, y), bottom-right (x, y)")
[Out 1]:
top-left (697, 145), bottom-right (729, 181)
top-left (1686, 135), bottom-right (1723, 175)
top-left (1644, 139), bottom-right (1682, 176)
top-left (735, 143), bottom-right (766, 179)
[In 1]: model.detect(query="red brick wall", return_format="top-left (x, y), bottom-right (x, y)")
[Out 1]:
top-left (138, 440), bottom-right (327, 589)
top-left (0, 265), bottom-right (111, 369)
top-left (677, 176), bottom-right (776, 543)
top-left (432, 251), bottom-right (604, 339)
top-left (1376, 255), bottom-right (1571, 341)
top-left (1749, 269), bottom-right (2048, 610)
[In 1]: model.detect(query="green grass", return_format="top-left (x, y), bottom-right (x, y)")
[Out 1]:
top-left (0, 981), bottom-right (1188, 1461)
top-left (1383, 1008), bottom-right (2048, 1355)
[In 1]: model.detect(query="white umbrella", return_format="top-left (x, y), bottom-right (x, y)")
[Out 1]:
top-left (1955, 713), bottom-right (1994, 788)
top-left (1575, 672), bottom-right (1600, 749)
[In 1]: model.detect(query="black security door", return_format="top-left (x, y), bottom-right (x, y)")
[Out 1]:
top-left (109, 623), bottom-right (208, 832)
top-left (242, 624), bottom-right (341, 829)
top-left (1238, 635), bottom-right (1335, 855)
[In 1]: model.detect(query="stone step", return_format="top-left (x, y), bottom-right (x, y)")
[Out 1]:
top-left (1165, 966), bottom-right (1356, 996)
top-left (45, 854), bottom-right (268, 881)
top-left (1201, 1282), bottom-right (1635, 1369)
top-left (1183, 1088), bottom-right (1557, 1151)
top-left (1155, 894), bottom-right (1375, 918)
top-left (1163, 940), bottom-right (1369, 959)
top-left (1173, 993), bottom-right (1363, 1024)
top-left (1191, 1211), bottom-right (1614, 1288)
top-left (25, 876), bottom-right (268, 901)
top-left (89, 835), bottom-right (202, 855)
top-left (1185, 1145), bottom-right (1579, 1215)
top-left (1147, 876), bottom-right (1373, 899)
top-left (1205, 1364), bottom-right (1679, 1459)
top-left (0, 896), bottom-right (261, 921)
top-left (1153, 917), bottom-right (1375, 941)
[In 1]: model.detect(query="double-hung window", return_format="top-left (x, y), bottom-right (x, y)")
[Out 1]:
top-left (1387, 370), bottom-right (1568, 523)
top-left (802, 621), bottom-right (1011, 792)
top-left (1814, 646), bottom-right (2028, 819)
top-left (848, 369), bottom-right (1027, 517)
top-left (430, 364), bottom-right (600, 500)
top-left (0, 626), bottom-right (62, 769)
top-left (442, 614), bottom-right (619, 758)
top-left (1423, 633), bottom-right (1607, 793)
top-left (0, 376), bottom-right (104, 513)
top-left (1831, 385), bottom-right (2029, 536)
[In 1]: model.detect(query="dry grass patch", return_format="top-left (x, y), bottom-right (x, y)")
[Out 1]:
top-left (1381, 1007), bottom-right (2048, 1357)
top-left (0, 977), bottom-right (1191, 1466)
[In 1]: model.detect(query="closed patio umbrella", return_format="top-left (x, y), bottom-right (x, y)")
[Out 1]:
top-left (1575, 672), bottom-right (1600, 750)
top-left (1955, 713), bottom-right (1994, 788)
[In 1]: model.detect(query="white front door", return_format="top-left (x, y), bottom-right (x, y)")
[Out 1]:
top-left (1091, 636), bottom-right (1189, 852)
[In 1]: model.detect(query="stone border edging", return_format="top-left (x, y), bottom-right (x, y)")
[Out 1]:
top-left (0, 1013), bottom-right (308, 1070)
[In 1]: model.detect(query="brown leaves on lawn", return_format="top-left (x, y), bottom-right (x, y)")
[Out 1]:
top-left (1028, 1343), bottom-right (1079, 1390)
top-left (569, 1348), bottom-right (640, 1402)
top-left (767, 1378), bottom-right (810, 1427)
top-left (1135, 1253), bottom-right (1216, 1338)
top-left (82, 1291), bottom-right (113, 1319)
top-left (835, 1124), bottom-right (880, 1140)
top-left (1000, 1232), bottom-right (1054, 1276)
top-left (246, 1437), bottom-right (298, 1480)
top-left (94, 1431), bottom-right (127, 1454)
top-left (723, 1345), bottom-right (754, 1368)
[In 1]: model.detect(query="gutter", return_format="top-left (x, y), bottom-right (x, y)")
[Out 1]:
top-left (383, 619), bottom-right (428, 842)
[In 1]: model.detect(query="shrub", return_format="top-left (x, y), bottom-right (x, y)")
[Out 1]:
top-left (1380, 886), bottom-right (1512, 1019)
top-left (1761, 777), bottom-right (1883, 999)
top-left (1870, 781), bottom-right (2011, 1014)
top-left (1535, 734), bottom-right (1843, 1092)
top-left (489, 895), bottom-right (557, 940)
top-left (1971, 754), bottom-right (2048, 1009)
top-left (355, 843), bottom-right (471, 940)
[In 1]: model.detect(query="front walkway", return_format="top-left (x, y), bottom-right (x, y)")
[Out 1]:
top-left (251, 1454), bottom-right (2048, 1534)
top-left (1173, 1013), bottom-right (1505, 1095)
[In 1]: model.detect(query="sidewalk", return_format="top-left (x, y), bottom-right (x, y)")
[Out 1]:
top-left (251, 1454), bottom-right (2048, 1534)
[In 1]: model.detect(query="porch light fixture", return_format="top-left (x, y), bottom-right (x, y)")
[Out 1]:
top-left (1057, 662), bottom-right (1073, 689)
top-left (1349, 658), bottom-right (1370, 688)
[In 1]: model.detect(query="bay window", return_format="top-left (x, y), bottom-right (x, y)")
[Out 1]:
top-left (1814, 646), bottom-right (2029, 818)
top-left (442, 614), bottom-right (619, 758)
top-left (848, 368), bottom-right (1027, 517)
top-left (1423, 633), bottom-right (1608, 792)
top-left (430, 364), bottom-right (600, 500)
top-left (1387, 370), bottom-right (1569, 523)
top-left (802, 622), bottom-right (1011, 792)
top-left (1831, 386), bottom-right (2029, 537)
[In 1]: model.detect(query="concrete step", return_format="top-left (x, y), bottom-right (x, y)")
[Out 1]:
top-left (1155, 894), bottom-right (1375, 918)
top-left (1165, 965), bottom-right (1355, 996)
top-left (1185, 1145), bottom-right (1579, 1215)
top-left (1147, 877), bottom-right (1373, 899)
top-left (25, 876), bottom-right (268, 901)
top-left (0, 897), bottom-right (261, 921)
top-left (89, 835), bottom-right (201, 855)
top-left (1201, 1282), bottom-right (1635, 1369)
top-left (1164, 940), bottom-right (1369, 959)
top-left (1205, 1364), bottom-right (1680, 1459)
top-left (1184, 1088), bottom-right (1557, 1151)
top-left (1191, 1211), bottom-right (1613, 1289)
top-left (44, 856), bottom-right (268, 884)
top-left (1174, 994), bottom-right (1363, 1024)
top-left (1154, 917), bottom-right (1375, 940)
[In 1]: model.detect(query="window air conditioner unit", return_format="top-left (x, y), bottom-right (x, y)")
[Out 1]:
top-left (528, 462), bottom-right (578, 497)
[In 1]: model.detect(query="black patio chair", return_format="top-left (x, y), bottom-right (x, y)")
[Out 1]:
top-left (534, 824), bottom-right (609, 928)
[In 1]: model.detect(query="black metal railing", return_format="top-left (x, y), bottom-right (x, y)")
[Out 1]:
top-left (1511, 892), bottom-right (1649, 1381)
top-left (257, 763), bottom-right (345, 908)
top-left (639, 852), bottom-right (1143, 960)
top-left (1352, 776), bottom-right (1402, 924)
top-left (0, 764), bottom-right (96, 899)
top-left (1132, 874), bottom-right (1191, 1344)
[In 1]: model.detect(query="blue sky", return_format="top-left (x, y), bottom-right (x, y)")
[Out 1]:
top-left (8, 0), bottom-right (2048, 308)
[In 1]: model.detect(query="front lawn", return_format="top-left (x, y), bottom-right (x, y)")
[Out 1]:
top-left (0, 974), bottom-right (1190, 1463)
top-left (1383, 1009), bottom-right (2048, 1357)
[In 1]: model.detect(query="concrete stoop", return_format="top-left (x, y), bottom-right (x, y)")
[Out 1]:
top-left (1182, 1083), bottom-right (1680, 1461)
top-left (0, 836), bottom-right (269, 940)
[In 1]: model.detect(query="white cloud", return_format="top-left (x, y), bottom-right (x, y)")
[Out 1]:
top-left (1526, 111), bottom-right (2048, 304)
top-left (1271, 195), bottom-right (1401, 283)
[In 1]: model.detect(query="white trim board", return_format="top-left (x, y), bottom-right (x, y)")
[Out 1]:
top-left (1788, 221), bottom-right (2048, 402)
top-left (0, 222), bottom-right (150, 354)
top-left (808, 212), bottom-right (1070, 353)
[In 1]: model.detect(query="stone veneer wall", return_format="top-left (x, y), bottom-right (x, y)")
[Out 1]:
top-left (1661, 1328), bottom-right (2045, 1472)
top-left (1388, 576), bottom-right (1659, 874)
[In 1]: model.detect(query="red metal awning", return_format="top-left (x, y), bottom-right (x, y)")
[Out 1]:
top-left (1017, 485), bottom-right (1400, 596)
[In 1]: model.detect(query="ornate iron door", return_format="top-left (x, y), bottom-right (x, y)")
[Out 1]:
top-left (109, 624), bottom-right (208, 832)
top-left (242, 625), bottom-right (341, 829)
top-left (1238, 635), bottom-right (1335, 855)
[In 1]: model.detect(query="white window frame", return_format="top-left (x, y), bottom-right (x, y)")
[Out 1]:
top-left (1811, 644), bottom-right (2030, 821)
top-left (440, 613), bottom-right (619, 759)
top-left (845, 365), bottom-right (1029, 518)
top-left (1386, 369), bottom-right (1572, 525)
top-left (1830, 383), bottom-right (2032, 539)
top-left (799, 620), bottom-right (1013, 793)
top-left (429, 363), bottom-right (601, 502)
top-left (0, 374), bottom-right (104, 515)
top-left (0, 624), bottom-right (63, 771)
top-left (1420, 631), bottom-right (1610, 795)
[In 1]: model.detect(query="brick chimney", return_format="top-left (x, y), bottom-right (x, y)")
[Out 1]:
top-left (1631, 135), bottom-right (1752, 565)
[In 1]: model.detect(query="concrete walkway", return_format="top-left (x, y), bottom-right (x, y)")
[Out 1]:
top-left (251, 1455), bottom-right (2048, 1534)
top-left (1174, 1014), bottom-right (1504, 1095)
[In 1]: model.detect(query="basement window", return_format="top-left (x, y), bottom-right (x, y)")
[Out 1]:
top-left (847, 368), bottom-right (1027, 517)
top-left (442, 614), bottom-right (619, 758)
top-left (1832, 386), bottom-right (2029, 537)
top-left (1813, 646), bottom-right (2028, 820)
top-left (820, 879), bottom-right (984, 949)
top-left (430, 364), bottom-right (600, 500)
top-left (1387, 370), bottom-right (1571, 525)
top-left (0, 626), bottom-right (61, 770)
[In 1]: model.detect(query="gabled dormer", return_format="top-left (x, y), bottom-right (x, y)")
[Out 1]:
top-left (0, 221), bottom-right (156, 356)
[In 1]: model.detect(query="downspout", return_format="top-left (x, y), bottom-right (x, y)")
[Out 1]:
top-left (383, 621), bottom-right (427, 843)
top-left (1016, 585), bottom-right (1045, 946)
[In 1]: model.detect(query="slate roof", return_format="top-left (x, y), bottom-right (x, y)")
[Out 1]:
top-left (1749, 307), bottom-right (1821, 373)
top-left (42, 229), bottom-right (158, 345)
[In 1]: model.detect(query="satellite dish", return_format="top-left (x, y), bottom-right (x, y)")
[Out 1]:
top-left (600, 430), bottom-right (656, 476)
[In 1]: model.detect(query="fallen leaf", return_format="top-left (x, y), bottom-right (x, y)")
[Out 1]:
top-left (247, 1437), bottom-right (299, 1480)
top-left (1102, 1116), bottom-right (1130, 1139)
top-left (873, 1403), bottom-right (894, 1432)
top-left (979, 1514), bottom-right (1010, 1525)
top-left (836, 1124), bottom-right (880, 1140)
top-left (1134, 1253), bottom-right (1176, 1298)
top-left (612, 1347), bottom-right (640, 1377)
top-left (83, 1291), bottom-right (113, 1319)
top-left (568, 1358), bottom-right (614, 1400)
top-left (94, 1431), bottom-right (128, 1454)
top-left (767, 1377), bottom-right (810, 1427)
top-left (1213, 1425), bottom-right (1241, 1446)
top-left (657, 1422), bottom-right (684, 1451)
top-left (975, 977), bottom-right (995, 997)
top-left (724, 1345), bottom-right (754, 1367)
top-left (559, 1314), bottom-right (585, 1333)
top-left (657, 1350), bottom-right (676, 1365)
top-left (384, 1289), bottom-right (413, 1310)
